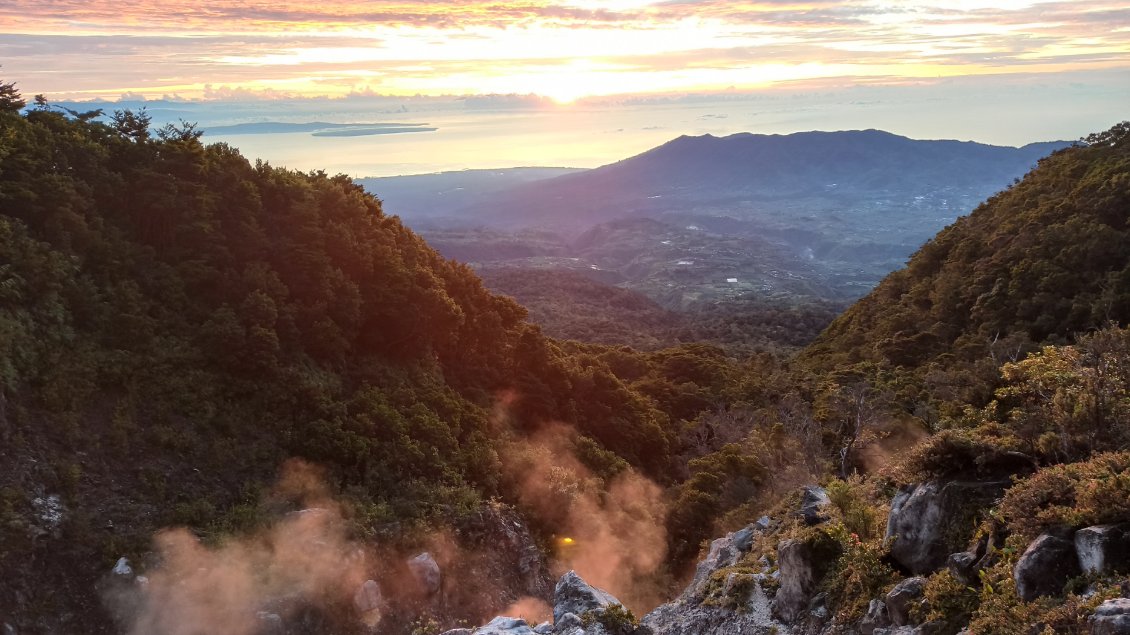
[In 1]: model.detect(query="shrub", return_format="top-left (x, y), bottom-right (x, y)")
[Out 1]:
top-left (1000, 451), bottom-right (1130, 541)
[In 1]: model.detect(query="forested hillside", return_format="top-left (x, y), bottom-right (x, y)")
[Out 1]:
top-left (0, 85), bottom-right (749, 633)
top-left (2, 73), bottom-right (1129, 635)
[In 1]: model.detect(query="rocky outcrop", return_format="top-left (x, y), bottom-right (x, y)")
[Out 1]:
top-left (353, 579), bottom-right (382, 614)
top-left (885, 481), bottom-right (1007, 575)
top-left (885, 577), bottom-right (927, 627)
top-left (1092, 598), bottom-right (1130, 635)
top-left (408, 552), bottom-right (442, 595)
top-left (1075, 525), bottom-right (1130, 575)
top-left (773, 531), bottom-right (841, 623)
top-left (472, 617), bottom-right (537, 635)
top-left (1013, 533), bottom-right (1081, 601)
top-left (553, 571), bottom-right (620, 624)
top-left (860, 599), bottom-right (891, 634)
top-left (800, 486), bottom-right (831, 526)
top-left (685, 524), bottom-right (759, 597)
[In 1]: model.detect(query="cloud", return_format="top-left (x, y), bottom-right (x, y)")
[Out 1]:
top-left (1, 0), bottom-right (1126, 100)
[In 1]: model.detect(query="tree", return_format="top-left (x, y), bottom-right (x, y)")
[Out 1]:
top-left (0, 78), bottom-right (25, 113)
top-left (111, 107), bottom-right (152, 142)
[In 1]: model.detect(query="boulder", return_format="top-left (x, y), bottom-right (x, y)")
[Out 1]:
top-left (886, 481), bottom-right (1007, 575)
top-left (1075, 525), bottom-right (1130, 575)
top-left (687, 524), bottom-right (758, 596)
top-left (946, 551), bottom-right (979, 587)
top-left (556, 613), bottom-right (583, 630)
top-left (353, 579), bottom-right (382, 614)
top-left (1013, 533), bottom-right (1081, 602)
top-left (773, 532), bottom-right (841, 623)
top-left (111, 557), bottom-right (133, 577)
top-left (408, 552), bottom-right (442, 595)
top-left (473, 617), bottom-right (536, 635)
top-left (861, 599), bottom-right (892, 634)
top-left (800, 486), bottom-right (831, 526)
top-left (533, 622), bottom-right (553, 634)
top-left (553, 571), bottom-right (620, 624)
top-left (1092, 598), bottom-right (1130, 635)
top-left (886, 577), bottom-right (927, 627)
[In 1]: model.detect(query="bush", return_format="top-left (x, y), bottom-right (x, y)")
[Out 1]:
top-left (1000, 451), bottom-right (1130, 541)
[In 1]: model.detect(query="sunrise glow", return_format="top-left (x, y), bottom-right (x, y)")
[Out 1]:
top-left (0, 0), bottom-right (1126, 101)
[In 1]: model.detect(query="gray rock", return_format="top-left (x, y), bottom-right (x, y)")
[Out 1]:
top-left (408, 551), bottom-right (442, 595)
top-left (773, 534), bottom-right (841, 623)
top-left (754, 516), bottom-right (771, 531)
top-left (886, 577), bottom-right (927, 627)
top-left (946, 551), bottom-right (979, 586)
top-left (873, 628), bottom-right (923, 635)
top-left (439, 630), bottom-right (473, 635)
top-left (533, 622), bottom-right (553, 634)
top-left (1013, 533), bottom-right (1081, 601)
top-left (112, 557), bottom-right (133, 577)
top-left (885, 481), bottom-right (1007, 575)
top-left (1075, 525), bottom-right (1130, 575)
top-left (553, 571), bottom-right (620, 625)
top-left (800, 486), bottom-right (831, 526)
top-left (685, 524), bottom-right (761, 597)
top-left (556, 612), bottom-right (583, 630)
top-left (353, 579), bottom-right (382, 614)
top-left (643, 581), bottom-right (790, 635)
top-left (3, 623), bottom-right (15, 635)
top-left (473, 617), bottom-right (536, 635)
top-left (861, 599), bottom-right (891, 634)
top-left (1093, 598), bottom-right (1130, 635)
top-left (256, 612), bottom-right (284, 635)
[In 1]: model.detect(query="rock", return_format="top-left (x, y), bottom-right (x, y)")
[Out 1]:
top-left (773, 532), bottom-right (841, 623)
top-left (885, 577), bottom-right (927, 627)
top-left (861, 599), bottom-right (891, 634)
top-left (886, 481), bottom-right (1007, 575)
top-left (256, 612), bottom-right (283, 635)
top-left (556, 612), bottom-right (583, 630)
top-left (3, 624), bottom-right (15, 635)
top-left (1013, 533), bottom-right (1081, 601)
top-left (533, 622), bottom-right (553, 634)
top-left (946, 551), bottom-right (979, 586)
top-left (439, 630), bottom-right (473, 635)
top-left (473, 617), bottom-right (535, 635)
top-left (800, 486), bottom-right (831, 526)
top-left (111, 557), bottom-right (133, 577)
top-left (686, 525), bottom-right (759, 597)
top-left (408, 551), bottom-right (442, 595)
top-left (873, 628), bottom-right (923, 635)
top-left (1092, 598), bottom-right (1130, 635)
top-left (1075, 525), bottom-right (1130, 575)
top-left (353, 579), bottom-right (382, 614)
top-left (553, 571), bottom-right (620, 625)
top-left (754, 516), bottom-right (771, 531)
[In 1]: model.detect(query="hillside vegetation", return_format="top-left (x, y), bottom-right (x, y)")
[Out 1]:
top-left (0, 86), bottom-right (752, 632)
top-left (2, 72), bottom-right (1129, 635)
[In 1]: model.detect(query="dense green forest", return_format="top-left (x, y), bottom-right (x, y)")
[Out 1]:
top-left (0, 83), bottom-right (765, 632)
top-left (1, 74), bottom-right (1129, 635)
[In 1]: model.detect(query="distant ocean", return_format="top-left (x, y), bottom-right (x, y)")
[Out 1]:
top-left (77, 69), bottom-right (1123, 177)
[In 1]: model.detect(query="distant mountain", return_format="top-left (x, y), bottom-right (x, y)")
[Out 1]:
top-left (364, 131), bottom-right (1070, 310)
top-left (465, 130), bottom-right (1069, 234)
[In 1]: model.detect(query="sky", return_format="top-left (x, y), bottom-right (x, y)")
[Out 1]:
top-left (1, 0), bottom-right (1128, 103)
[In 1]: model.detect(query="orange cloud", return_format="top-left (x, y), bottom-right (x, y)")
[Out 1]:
top-left (0, 0), bottom-right (1127, 100)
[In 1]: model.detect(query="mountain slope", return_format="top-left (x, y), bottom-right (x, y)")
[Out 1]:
top-left (0, 98), bottom-right (682, 633)
top-left (468, 129), bottom-right (1068, 234)
top-left (803, 122), bottom-right (1130, 372)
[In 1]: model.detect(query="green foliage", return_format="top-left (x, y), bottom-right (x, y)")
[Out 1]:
top-left (914, 570), bottom-right (979, 633)
top-left (1000, 451), bottom-right (1130, 541)
top-left (825, 477), bottom-right (883, 540)
top-left (805, 122), bottom-right (1130, 379)
top-left (581, 604), bottom-right (641, 635)
top-left (821, 523), bottom-right (897, 625)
